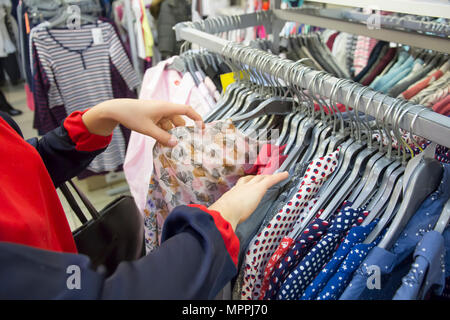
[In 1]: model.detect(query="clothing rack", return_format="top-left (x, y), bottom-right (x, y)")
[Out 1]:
top-left (123, 0), bottom-right (142, 86)
top-left (174, 16), bottom-right (450, 149)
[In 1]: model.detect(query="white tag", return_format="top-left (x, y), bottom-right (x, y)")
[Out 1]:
top-left (91, 28), bottom-right (103, 45)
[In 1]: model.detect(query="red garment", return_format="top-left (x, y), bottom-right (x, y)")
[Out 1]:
top-left (0, 110), bottom-right (111, 253)
top-left (326, 32), bottom-right (339, 51)
top-left (432, 95), bottom-right (450, 116)
top-left (187, 204), bottom-right (240, 266)
top-left (245, 144), bottom-right (288, 175)
top-left (402, 69), bottom-right (444, 100)
top-left (259, 236), bottom-right (295, 299)
top-left (361, 47), bottom-right (397, 86)
top-left (314, 103), bottom-right (349, 114)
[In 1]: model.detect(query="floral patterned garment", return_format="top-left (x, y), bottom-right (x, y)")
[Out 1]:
top-left (144, 120), bottom-right (262, 253)
top-left (240, 150), bottom-right (340, 300)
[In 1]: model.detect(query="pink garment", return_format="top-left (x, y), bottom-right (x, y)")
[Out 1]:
top-left (204, 76), bottom-right (221, 102)
top-left (123, 58), bottom-right (212, 214)
top-left (245, 144), bottom-right (288, 175)
top-left (195, 71), bottom-right (216, 108)
top-left (353, 36), bottom-right (378, 76)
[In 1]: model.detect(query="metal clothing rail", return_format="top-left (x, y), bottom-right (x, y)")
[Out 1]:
top-left (175, 27), bottom-right (450, 148)
top-left (174, 10), bottom-right (273, 38)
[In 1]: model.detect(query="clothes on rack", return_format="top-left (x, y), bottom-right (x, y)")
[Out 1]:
top-left (340, 165), bottom-right (450, 300)
top-left (325, 31), bottom-right (450, 117)
top-left (31, 20), bottom-right (139, 174)
top-left (113, 0), bottom-right (159, 69)
top-left (157, 0), bottom-right (191, 59)
top-left (253, 33), bottom-right (350, 79)
top-left (124, 3), bottom-right (450, 299)
top-left (0, 0), bottom-right (21, 85)
top-left (124, 52), bottom-right (232, 216)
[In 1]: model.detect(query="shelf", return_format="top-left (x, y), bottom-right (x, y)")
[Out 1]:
top-left (273, 8), bottom-right (450, 53)
top-left (304, 0), bottom-right (450, 19)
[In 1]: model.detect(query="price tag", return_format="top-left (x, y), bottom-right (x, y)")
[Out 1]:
top-left (220, 71), bottom-right (245, 93)
top-left (91, 28), bottom-right (104, 45)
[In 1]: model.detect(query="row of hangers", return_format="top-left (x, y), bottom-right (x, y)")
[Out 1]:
top-left (25, 0), bottom-right (102, 27)
top-left (174, 42), bottom-right (450, 250)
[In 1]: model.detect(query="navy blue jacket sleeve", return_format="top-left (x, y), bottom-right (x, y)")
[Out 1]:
top-left (0, 111), bottom-right (106, 188)
top-left (0, 206), bottom-right (237, 300)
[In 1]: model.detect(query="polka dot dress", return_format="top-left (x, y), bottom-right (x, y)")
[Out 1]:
top-left (277, 203), bottom-right (370, 300)
top-left (316, 240), bottom-right (380, 300)
top-left (301, 219), bottom-right (378, 300)
top-left (240, 150), bottom-right (339, 300)
top-left (260, 218), bottom-right (331, 300)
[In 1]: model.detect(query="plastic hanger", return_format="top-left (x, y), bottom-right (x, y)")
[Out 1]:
top-left (275, 64), bottom-right (321, 170)
top-left (435, 199), bottom-right (450, 234)
top-left (298, 72), bottom-right (333, 163)
top-left (348, 97), bottom-right (403, 207)
top-left (319, 89), bottom-right (382, 220)
top-left (48, 6), bottom-right (97, 28)
top-left (277, 115), bottom-right (314, 173)
top-left (378, 142), bottom-right (443, 250)
top-left (304, 83), bottom-right (366, 219)
top-left (363, 102), bottom-right (421, 224)
top-left (364, 176), bottom-right (404, 244)
top-left (276, 112), bottom-right (296, 145)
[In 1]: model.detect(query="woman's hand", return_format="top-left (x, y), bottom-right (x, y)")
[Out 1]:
top-left (209, 172), bottom-right (290, 231)
top-left (82, 99), bottom-right (204, 147)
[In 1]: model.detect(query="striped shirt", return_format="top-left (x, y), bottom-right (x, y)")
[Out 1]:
top-left (32, 22), bottom-right (140, 173)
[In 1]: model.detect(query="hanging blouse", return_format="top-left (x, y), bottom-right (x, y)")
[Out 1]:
top-left (301, 219), bottom-right (379, 300)
top-left (144, 120), bottom-right (262, 253)
top-left (240, 150), bottom-right (339, 300)
top-left (260, 218), bottom-right (331, 300)
top-left (277, 202), bottom-right (369, 300)
top-left (32, 21), bottom-right (140, 173)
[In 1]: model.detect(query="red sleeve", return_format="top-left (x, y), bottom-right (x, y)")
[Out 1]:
top-left (63, 109), bottom-right (113, 152)
top-left (187, 204), bottom-right (240, 266)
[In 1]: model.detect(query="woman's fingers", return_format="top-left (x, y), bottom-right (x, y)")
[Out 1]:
top-left (147, 122), bottom-right (178, 147)
top-left (170, 115), bottom-right (186, 127)
top-left (160, 103), bottom-right (205, 128)
top-left (159, 119), bottom-right (175, 131)
top-left (237, 175), bottom-right (255, 185)
top-left (261, 172), bottom-right (290, 189)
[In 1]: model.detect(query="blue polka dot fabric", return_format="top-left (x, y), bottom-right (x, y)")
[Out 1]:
top-left (262, 218), bottom-right (331, 300)
top-left (316, 234), bottom-right (383, 300)
top-left (277, 202), bottom-right (369, 300)
top-left (301, 219), bottom-right (379, 300)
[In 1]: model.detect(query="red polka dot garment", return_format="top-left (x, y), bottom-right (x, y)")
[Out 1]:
top-left (240, 150), bottom-right (340, 300)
